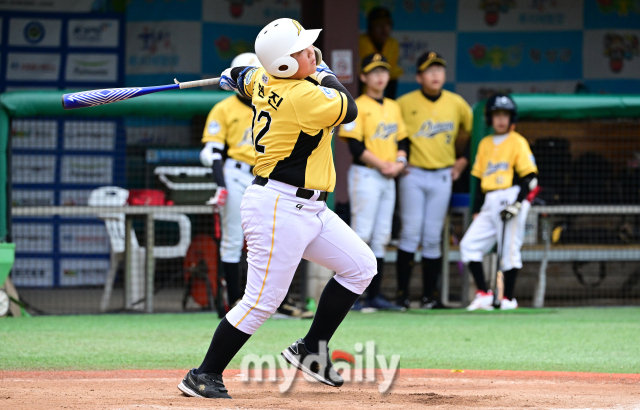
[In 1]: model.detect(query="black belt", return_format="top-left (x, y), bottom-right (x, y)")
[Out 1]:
top-left (253, 176), bottom-right (328, 201)
top-left (235, 162), bottom-right (254, 173)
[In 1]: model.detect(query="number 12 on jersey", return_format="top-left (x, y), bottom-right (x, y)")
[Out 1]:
top-left (251, 104), bottom-right (271, 154)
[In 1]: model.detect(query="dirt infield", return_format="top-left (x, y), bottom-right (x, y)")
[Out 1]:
top-left (2, 369), bottom-right (639, 409)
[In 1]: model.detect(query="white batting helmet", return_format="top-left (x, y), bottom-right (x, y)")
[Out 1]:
top-left (255, 18), bottom-right (321, 78)
top-left (231, 52), bottom-right (260, 68)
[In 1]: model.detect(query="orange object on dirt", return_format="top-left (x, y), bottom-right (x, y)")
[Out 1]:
top-left (183, 234), bottom-right (218, 307)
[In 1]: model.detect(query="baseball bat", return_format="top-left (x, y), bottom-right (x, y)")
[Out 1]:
top-left (495, 221), bottom-right (507, 306)
top-left (61, 77), bottom-right (220, 110)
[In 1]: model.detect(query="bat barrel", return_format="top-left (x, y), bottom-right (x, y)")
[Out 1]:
top-left (61, 84), bottom-right (180, 110)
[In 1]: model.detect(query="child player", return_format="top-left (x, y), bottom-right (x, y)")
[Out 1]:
top-left (200, 52), bottom-right (260, 308)
top-left (460, 94), bottom-right (538, 311)
top-left (395, 51), bottom-right (473, 309)
top-left (339, 53), bottom-right (408, 311)
top-left (178, 18), bottom-right (374, 399)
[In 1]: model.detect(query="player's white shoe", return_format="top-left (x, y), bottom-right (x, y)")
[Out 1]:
top-left (467, 290), bottom-right (495, 311)
top-left (500, 297), bottom-right (518, 310)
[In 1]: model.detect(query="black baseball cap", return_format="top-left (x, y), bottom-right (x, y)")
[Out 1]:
top-left (416, 51), bottom-right (447, 73)
top-left (367, 7), bottom-right (393, 26)
top-left (361, 53), bottom-right (391, 74)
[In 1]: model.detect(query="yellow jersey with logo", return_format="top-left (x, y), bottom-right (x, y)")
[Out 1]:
top-left (338, 95), bottom-right (407, 163)
top-left (202, 95), bottom-right (255, 166)
top-left (397, 89), bottom-right (473, 169)
top-left (240, 67), bottom-right (348, 192)
top-left (359, 34), bottom-right (403, 80)
top-left (471, 131), bottom-right (538, 192)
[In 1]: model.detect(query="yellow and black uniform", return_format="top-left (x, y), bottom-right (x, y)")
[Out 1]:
top-left (397, 89), bottom-right (473, 170)
top-left (202, 95), bottom-right (255, 165)
top-left (339, 95), bottom-right (407, 164)
top-left (239, 67), bottom-right (348, 192)
top-left (472, 131), bottom-right (538, 192)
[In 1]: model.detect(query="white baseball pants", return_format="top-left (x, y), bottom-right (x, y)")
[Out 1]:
top-left (460, 186), bottom-right (531, 271)
top-left (224, 179), bottom-right (377, 335)
top-left (220, 159), bottom-right (254, 264)
top-left (398, 167), bottom-right (452, 258)
top-left (348, 165), bottom-right (395, 258)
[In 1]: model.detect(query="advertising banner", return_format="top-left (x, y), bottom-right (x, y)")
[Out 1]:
top-left (13, 223), bottom-right (54, 253)
top-left (65, 53), bottom-right (119, 82)
top-left (457, 0), bottom-right (583, 32)
top-left (583, 29), bottom-right (640, 79)
top-left (11, 258), bottom-right (54, 287)
top-left (61, 156), bottom-right (113, 184)
top-left (63, 120), bottom-right (117, 151)
top-left (11, 119), bottom-right (58, 150)
top-left (12, 155), bottom-right (56, 184)
top-left (67, 19), bottom-right (120, 48)
top-left (59, 224), bottom-right (110, 254)
top-left (6, 52), bottom-right (61, 81)
top-left (9, 17), bottom-right (62, 47)
top-left (60, 258), bottom-right (110, 286)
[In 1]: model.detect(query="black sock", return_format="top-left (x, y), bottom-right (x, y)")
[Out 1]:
top-left (503, 269), bottom-right (518, 300)
top-left (469, 262), bottom-right (488, 292)
top-left (366, 258), bottom-right (385, 300)
top-left (303, 277), bottom-right (359, 353)
top-left (422, 257), bottom-right (442, 300)
top-left (222, 262), bottom-right (240, 304)
top-left (196, 317), bottom-right (251, 375)
top-left (396, 250), bottom-right (414, 301)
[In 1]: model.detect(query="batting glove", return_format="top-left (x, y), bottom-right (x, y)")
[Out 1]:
top-left (309, 61), bottom-right (336, 84)
top-left (199, 142), bottom-right (222, 167)
top-left (500, 202), bottom-right (522, 221)
top-left (206, 187), bottom-right (228, 210)
top-left (219, 67), bottom-right (238, 92)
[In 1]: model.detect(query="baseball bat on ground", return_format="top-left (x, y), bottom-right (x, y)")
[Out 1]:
top-left (495, 221), bottom-right (507, 306)
top-left (61, 77), bottom-right (220, 110)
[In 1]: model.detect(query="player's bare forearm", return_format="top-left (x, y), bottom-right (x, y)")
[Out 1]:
top-left (451, 157), bottom-right (468, 181)
top-left (360, 149), bottom-right (391, 173)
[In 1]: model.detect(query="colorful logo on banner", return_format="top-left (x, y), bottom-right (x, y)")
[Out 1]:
top-left (131, 26), bottom-right (178, 68)
top-left (604, 32), bottom-right (639, 73)
top-left (214, 35), bottom-right (253, 60)
top-left (479, 0), bottom-right (515, 26)
top-left (468, 43), bottom-right (521, 69)
top-left (24, 21), bottom-right (45, 43)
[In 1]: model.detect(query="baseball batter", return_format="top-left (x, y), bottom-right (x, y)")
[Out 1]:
top-left (179, 18), bottom-right (374, 399)
top-left (395, 51), bottom-right (473, 309)
top-left (200, 53), bottom-right (260, 306)
top-left (339, 53), bottom-right (407, 311)
top-left (460, 94), bottom-right (538, 311)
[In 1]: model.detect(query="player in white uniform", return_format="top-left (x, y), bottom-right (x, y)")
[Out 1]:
top-left (200, 53), bottom-right (260, 307)
top-left (339, 53), bottom-right (408, 311)
top-left (395, 52), bottom-right (473, 309)
top-left (178, 19), bottom-right (374, 399)
top-left (460, 94), bottom-right (538, 311)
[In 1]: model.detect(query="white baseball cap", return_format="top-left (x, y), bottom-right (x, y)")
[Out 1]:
top-left (231, 52), bottom-right (261, 68)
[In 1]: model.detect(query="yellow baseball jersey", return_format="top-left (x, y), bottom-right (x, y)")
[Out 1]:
top-left (397, 89), bottom-right (473, 169)
top-left (240, 67), bottom-right (348, 192)
top-left (471, 131), bottom-right (538, 192)
top-left (338, 95), bottom-right (407, 163)
top-left (359, 34), bottom-right (403, 80)
top-left (202, 95), bottom-right (255, 165)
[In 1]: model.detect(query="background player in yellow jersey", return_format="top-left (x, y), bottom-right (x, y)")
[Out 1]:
top-left (395, 51), bottom-right (473, 309)
top-left (339, 53), bottom-right (408, 311)
top-left (359, 7), bottom-right (402, 98)
top-left (200, 52), bottom-right (259, 307)
top-left (179, 18), bottom-right (374, 399)
top-left (460, 94), bottom-right (538, 311)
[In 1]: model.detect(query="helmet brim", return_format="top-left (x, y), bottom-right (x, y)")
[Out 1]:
top-left (286, 28), bottom-right (321, 56)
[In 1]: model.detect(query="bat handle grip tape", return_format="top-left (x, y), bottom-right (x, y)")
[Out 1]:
top-left (177, 77), bottom-right (221, 89)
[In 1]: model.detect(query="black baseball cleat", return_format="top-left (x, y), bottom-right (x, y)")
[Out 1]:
top-left (281, 338), bottom-right (344, 387)
top-left (177, 368), bottom-right (232, 399)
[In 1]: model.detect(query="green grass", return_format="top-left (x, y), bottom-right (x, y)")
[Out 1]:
top-left (1, 308), bottom-right (639, 373)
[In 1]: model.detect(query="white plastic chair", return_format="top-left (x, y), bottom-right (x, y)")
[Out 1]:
top-left (88, 187), bottom-right (192, 311)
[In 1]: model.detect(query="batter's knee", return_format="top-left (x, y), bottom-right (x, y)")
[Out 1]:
top-left (421, 241), bottom-right (442, 259)
top-left (334, 245), bottom-right (377, 295)
top-left (225, 287), bottom-right (288, 335)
